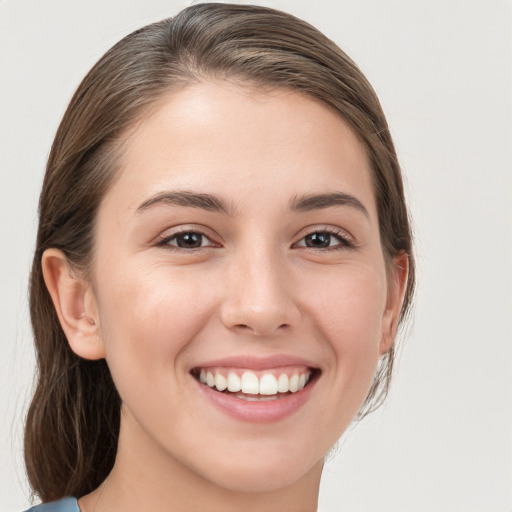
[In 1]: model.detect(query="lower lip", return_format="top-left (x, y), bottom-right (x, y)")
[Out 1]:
top-left (194, 374), bottom-right (318, 423)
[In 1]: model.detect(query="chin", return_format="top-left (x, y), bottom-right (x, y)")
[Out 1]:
top-left (180, 437), bottom-right (326, 494)
top-left (199, 456), bottom-right (323, 494)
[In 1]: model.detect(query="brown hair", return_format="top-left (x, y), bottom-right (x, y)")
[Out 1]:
top-left (25, 2), bottom-right (415, 502)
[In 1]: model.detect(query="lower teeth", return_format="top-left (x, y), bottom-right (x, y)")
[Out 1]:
top-left (231, 391), bottom-right (288, 401)
top-left (235, 394), bottom-right (277, 401)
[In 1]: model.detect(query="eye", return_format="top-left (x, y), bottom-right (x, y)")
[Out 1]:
top-left (158, 231), bottom-right (217, 249)
top-left (294, 230), bottom-right (353, 250)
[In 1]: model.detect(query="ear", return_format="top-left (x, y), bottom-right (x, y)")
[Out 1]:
top-left (379, 252), bottom-right (409, 355)
top-left (42, 248), bottom-right (106, 360)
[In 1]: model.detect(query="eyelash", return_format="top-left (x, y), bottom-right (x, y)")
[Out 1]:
top-left (156, 227), bottom-right (354, 252)
top-left (293, 227), bottom-right (354, 251)
top-left (156, 229), bottom-right (218, 250)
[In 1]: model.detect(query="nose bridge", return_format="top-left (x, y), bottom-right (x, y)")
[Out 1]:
top-left (221, 238), bottom-right (299, 335)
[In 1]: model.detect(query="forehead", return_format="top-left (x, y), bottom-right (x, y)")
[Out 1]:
top-left (102, 81), bottom-right (377, 219)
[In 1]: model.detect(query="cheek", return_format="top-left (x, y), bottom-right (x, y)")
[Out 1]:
top-left (309, 264), bottom-right (387, 343)
top-left (94, 261), bottom-right (216, 383)
top-left (92, 262), bottom-right (221, 436)
top-left (305, 271), bottom-right (386, 437)
top-left (305, 265), bottom-right (387, 389)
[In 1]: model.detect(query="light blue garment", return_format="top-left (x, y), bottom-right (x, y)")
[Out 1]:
top-left (24, 497), bottom-right (79, 512)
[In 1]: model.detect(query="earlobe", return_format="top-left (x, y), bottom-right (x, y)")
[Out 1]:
top-left (379, 252), bottom-right (409, 355)
top-left (42, 248), bottom-right (106, 360)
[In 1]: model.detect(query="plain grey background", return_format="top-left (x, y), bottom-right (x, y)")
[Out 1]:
top-left (1, 1), bottom-right (510, 511)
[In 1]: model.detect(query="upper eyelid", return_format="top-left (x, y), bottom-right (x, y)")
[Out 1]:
top-left (293, 225), bottom-right (354, 243)
top-left (155, 225), bottom-right (221, 244)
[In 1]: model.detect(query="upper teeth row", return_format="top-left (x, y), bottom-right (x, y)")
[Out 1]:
top-left (199, 369), bottom-right (311, 395)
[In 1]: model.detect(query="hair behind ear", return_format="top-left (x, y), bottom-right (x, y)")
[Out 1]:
top-left (25, 252), bottom-right (120, 502)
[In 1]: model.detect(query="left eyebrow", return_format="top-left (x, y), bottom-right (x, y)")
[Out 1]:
top-left (289, 192), bottom-right (369, 218)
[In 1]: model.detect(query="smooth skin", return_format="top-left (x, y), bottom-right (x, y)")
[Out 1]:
top-left (43, 82), bottom-right (408, 512)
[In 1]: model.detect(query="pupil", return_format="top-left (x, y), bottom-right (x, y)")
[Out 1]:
top-left (306, 233), bottom-right (330, 247)
top-left (177, 232), bottom-right (202, 248)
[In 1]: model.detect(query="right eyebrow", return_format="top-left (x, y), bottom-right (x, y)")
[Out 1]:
top-left (135, 191), bottom-right (236, 215)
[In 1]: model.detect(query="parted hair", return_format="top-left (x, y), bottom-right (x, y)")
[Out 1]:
top-left (25, 2), bottom-right (415, 502)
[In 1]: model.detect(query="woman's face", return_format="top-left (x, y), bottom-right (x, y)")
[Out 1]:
top-left (88, 82), bottom-right (404, 492)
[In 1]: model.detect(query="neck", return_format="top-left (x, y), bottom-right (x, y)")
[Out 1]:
top-left (79, 412), bottom-right (323, 512)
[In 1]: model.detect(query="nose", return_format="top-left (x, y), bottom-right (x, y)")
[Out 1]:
top-left (220, 247), bottom-right (301, 337)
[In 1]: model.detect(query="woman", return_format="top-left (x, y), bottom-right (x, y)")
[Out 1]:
top-left (24, 3), bottom-right (414, 511)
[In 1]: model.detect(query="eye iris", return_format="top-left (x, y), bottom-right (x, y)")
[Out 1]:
top-left (176, 232), bottom-right (202, 248)
top-left (305, 232), bottom-right (331, 247)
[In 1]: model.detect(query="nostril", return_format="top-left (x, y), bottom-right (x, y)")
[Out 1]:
top-left (233, 322), bottom-right (291, 337)
top-left (220, 295), bottom-right (300, 335)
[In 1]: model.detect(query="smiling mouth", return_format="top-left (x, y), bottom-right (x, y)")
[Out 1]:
top-left (191, 367), bottom-right (319, 401)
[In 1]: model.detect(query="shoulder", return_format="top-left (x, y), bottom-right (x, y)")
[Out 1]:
top-left (24, 497), bottom-right (80, 512)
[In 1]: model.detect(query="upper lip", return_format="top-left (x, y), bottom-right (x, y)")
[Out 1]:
top-left (190, 354), bottom-right (319, 372)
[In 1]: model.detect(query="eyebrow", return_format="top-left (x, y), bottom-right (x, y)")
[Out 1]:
top-left (136, 190), bottom-right (369, 218)
top-left (136, 191), bottom-right (236, 215)
top-left (289, 192), bottom-right (369, 217)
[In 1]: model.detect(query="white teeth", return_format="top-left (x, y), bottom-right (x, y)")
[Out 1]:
top-left (277, 373), bottom-right (289, 393)
top-left (236, 394), bottom-right (279, 401)
top-left (241, 371), bottom-right (259, 394)
top-left (259, 374), bottom-right (278, 395)
top-left (215, 372), bottom-right (227, 391)
top-left (198, 369), bottom-right (312, 396)
top-left (289, 374), bottom-right (300, 393)
top-left (227, 372), bottom-right (241, 392)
